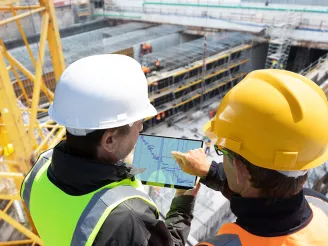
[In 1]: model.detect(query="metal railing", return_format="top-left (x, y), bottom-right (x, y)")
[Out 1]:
top-left (101, 5), bottom-right (328, 31)
top-left (241, 0), bottom-right (328, 6)
top-left (299, 52), bottom-right (328, 76)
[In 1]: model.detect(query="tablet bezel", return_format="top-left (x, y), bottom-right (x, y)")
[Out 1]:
top-left (133, 133), bottom-right (203, 190)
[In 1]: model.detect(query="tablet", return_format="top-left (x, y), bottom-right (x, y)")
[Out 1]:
top-left (132, 134), bottom-right (203, 189)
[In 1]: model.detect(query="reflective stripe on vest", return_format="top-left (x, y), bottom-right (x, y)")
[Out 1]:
top-left (71, 185), bottom-right (154, 246)
top-left (20, 149), bottom-right (159, 246)
top-left (217, 204), bottom-right (328, 246)
top-left (21, 149), bottom-right (53, 210)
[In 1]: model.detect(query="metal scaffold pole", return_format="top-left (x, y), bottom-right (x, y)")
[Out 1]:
top-left (200, 34), bottom-right (207, 110)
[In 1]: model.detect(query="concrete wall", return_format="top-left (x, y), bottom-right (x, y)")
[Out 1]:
top-left (102, 0), bottom-right (328, 44)
top-left (134, 32), bottom-right (182, 61)
top-left (250, 42), bottom-right (268, 70)
top-left (1, 6), bottom-right (74, 42)
top-left (180, 33), bottom-right (197, 43)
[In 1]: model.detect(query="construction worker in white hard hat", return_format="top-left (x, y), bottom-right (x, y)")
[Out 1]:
top-left (21, 54), bottom-right (200, 246)
top-left (172, 69), bottom-right (328, 246)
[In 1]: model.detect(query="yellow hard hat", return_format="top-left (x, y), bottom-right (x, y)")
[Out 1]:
top-left (204, 69), bottom-right (328, 171)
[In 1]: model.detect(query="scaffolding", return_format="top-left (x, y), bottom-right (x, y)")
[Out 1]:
top-left (143, 32), bottom-right (254, 72)
top-left (71, 0), bottom-right (91, 24)
top-left (8, 22), bottom-right (153, 74)
top-left (103, 24), bottom-right (185, 54)
top-left (142, 32), bottom-right (254, 130)
top-left (265, 10), bottom-right (302, 69)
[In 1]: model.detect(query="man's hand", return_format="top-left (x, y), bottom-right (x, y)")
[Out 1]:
top-left (171, 148), bottom-right (211, 177)
top-left (175, 180), bottom-right (201, 197)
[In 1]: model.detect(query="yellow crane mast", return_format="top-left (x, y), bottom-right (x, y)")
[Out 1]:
top-left (0, 0), bottom-right (65, 244)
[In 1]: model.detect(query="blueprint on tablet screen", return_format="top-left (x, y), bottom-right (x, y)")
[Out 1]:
top-left (133, 135), bottom-right (202, 188)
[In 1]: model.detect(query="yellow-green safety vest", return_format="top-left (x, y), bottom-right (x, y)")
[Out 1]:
top-left (21, 149), bottom-right (159, 246)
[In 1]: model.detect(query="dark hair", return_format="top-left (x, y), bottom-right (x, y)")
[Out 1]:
top-left (66, 125), bottom-right (130, 159)
top-left (228, 151), bottom-right (307, 199)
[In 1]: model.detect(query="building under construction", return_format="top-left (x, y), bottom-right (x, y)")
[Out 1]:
top-left (143, 32), bottom-right (253, 131)
top-left (1, 0), bottom-right (328, 245)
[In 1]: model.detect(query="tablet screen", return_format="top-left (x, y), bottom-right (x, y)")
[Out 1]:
top-left (132, 134), bottom-right (203, 189)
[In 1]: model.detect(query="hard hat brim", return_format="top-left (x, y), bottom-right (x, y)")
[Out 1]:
top-left (48, 102), bottom-right (157, 130)
top-left (301, 148), bottom-right (328, 171)
top-left (203, 117), bottom-right (328, 171)
top-left (203, 119), bottom-right (217, 142)
top-left (144, 103), bottom-right (158, 121)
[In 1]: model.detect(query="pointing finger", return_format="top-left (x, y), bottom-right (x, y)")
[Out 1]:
top-left (174, 158), bottom-right (184, 167)
top-left (171, 151), bottom-right (186, 159)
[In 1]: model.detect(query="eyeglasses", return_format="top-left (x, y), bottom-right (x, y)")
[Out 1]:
top-left (214, 145), bottom-right (234, 164)
top-left (214, 145), bottom-right (228, 155)
top-left (139, 119), bottom-right (145, 127)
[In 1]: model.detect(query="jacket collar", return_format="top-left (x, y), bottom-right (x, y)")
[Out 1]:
top-left (47, 141), bottom-right (144, 195)
top-left (230, 190), bottom-right (313, 237)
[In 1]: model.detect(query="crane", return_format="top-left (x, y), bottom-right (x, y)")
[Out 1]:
top-left (0, 0), bottom-right (65, 244)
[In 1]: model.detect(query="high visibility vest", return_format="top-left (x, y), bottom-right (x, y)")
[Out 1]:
top-left (196, 196), bottom-right (328, 246)
top-left (142, 66), bottom-right (150, 73)
top-left (217, 204), bottom-right (328, 246)
top-left (21, 149), bottom-right (159, 246)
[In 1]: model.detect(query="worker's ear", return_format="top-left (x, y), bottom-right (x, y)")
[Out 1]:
top-left (100, 129), bottom-right (115, 153)
top-left (234, 158), bottom-right (250, 185)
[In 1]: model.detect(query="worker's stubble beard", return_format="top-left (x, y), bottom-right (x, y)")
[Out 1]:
top-left (115, 133), bottom-right (137, 164)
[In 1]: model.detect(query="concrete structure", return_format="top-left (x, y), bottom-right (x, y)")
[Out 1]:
top-left (301, 52), bottom-right (328, 96)
top-left (95, 0), bottom-right (328, 49)
top-left (1, 4), bottom-right (73, 41)
top-left (1, 1), bottom-right (93, 42)
top-left (8, 22), bottom-right (155, 75)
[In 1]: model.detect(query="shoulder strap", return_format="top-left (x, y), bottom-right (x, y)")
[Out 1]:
top-left (71, 185), bottom-right (157, 246)
top-left (304, 188), bottom-right (328, 216)
top-left (196, 234), bottom-right (242, 246)
top-left (21, 149), bottom-right (53, 210)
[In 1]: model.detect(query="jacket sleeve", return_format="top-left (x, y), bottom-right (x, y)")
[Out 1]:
top-left (165, 195), bottom-right (196, 246)
top-left (93, 195), bottom-right (195, 246)
top-left (200, 161), bottom-right (235, 200)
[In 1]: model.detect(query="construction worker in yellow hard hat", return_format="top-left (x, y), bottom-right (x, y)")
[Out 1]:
top-left (172, 69), bottom-right (328, 246)
top-left (21, 55), bottom-right (200, 246)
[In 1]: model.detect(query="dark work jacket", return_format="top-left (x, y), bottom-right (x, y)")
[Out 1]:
top-left (199, 162), bottom-right (328, 246)
top-left (47, 142), bottom-right (195, 246)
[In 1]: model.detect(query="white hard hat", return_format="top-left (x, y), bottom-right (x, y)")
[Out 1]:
top-left (48, 54), bottom-right (157, 136)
